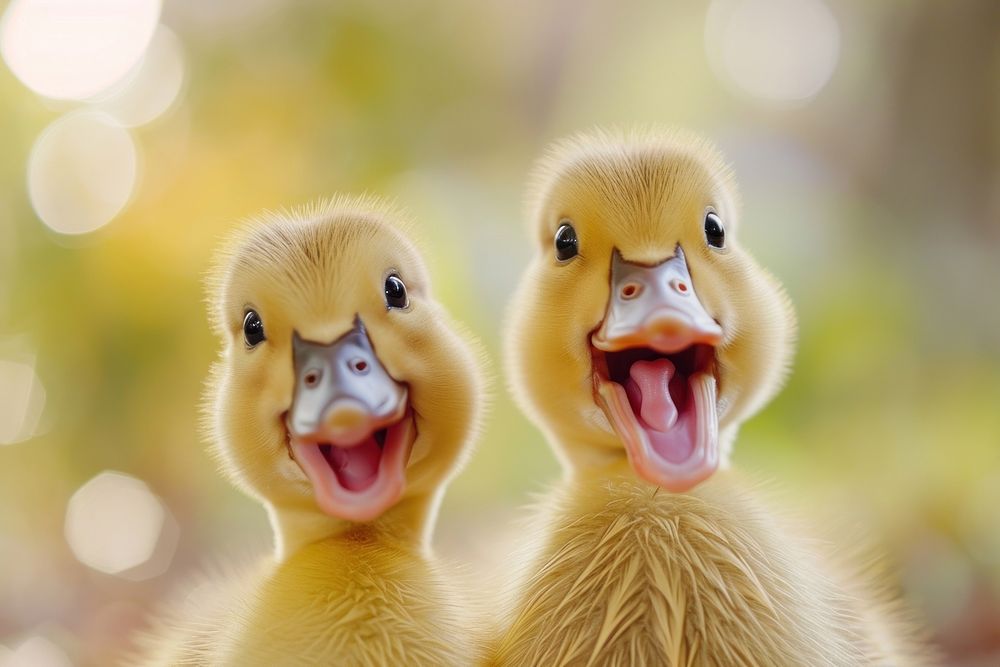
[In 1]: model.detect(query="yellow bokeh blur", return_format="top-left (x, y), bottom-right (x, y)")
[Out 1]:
top-left (1, 1), bottom-right (997, 664)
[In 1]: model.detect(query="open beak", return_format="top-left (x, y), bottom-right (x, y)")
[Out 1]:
top-left (591, 246), bottom-right (722, 493)
top-left (286, 317), bottom-right (415, 522)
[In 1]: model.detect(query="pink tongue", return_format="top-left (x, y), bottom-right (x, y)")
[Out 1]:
top-left (624, 358), bottom-right (697, 465)
top-left (328, 437), bottom-right (381, 491)
top-left (625, 359), bottom-right (678, 432)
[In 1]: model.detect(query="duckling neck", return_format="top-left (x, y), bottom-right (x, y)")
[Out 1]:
top-left (564, 453), bottom-right (633, 483)
top-left (548, 430), bottom-right (633, 476)
top-left (267, 493), bottom-right (440, 561)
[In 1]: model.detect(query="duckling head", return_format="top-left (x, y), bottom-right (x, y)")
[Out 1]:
top-left (206, 196), bottom-right (481, 550)
top-left (506, 128), bottom-right (795, 492)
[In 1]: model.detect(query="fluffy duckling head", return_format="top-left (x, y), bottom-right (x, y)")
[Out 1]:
top-left (506, 128), bottom-right (795, 492)
top-left (206, 196), bottom-right (481, 546)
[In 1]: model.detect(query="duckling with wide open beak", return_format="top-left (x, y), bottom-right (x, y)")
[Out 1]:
top-left (286, 317), bottom-right (415, 522)
top-left (591, 246), bottom-right (722, 493)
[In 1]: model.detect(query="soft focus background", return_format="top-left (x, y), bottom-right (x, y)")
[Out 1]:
top-left (0, 0), bottom-right (997, 664)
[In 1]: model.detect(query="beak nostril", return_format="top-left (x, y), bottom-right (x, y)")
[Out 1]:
top-left (621, 283), bottom-right (642, 300)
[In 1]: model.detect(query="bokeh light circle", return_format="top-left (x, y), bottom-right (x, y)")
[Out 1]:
top-left (705, 0), bottom-right (840, 103)
top-left (0, 358), bottom-right (46, 445)
top-left (0, 0), bottom-right (162, 100)
top-left (65, 471), bottom-right (166, 576)
top-left (97, 25), bottom-right (186, 127)
top-left (0, 636), bottom-right (71, 667)
top-left (28, 111), bottom-right (137, 235)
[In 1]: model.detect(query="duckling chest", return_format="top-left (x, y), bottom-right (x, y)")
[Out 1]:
top-left (495, 479), bottom-right (865, 666)
top-left (212, 540), bottom-right (470, 666)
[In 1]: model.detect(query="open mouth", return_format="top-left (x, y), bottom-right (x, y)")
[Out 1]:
top-left (287, 319), bottom-right (415, 523)
top-left (288, 407), bottom-right (416, 523)
top-left (592, 342), bottom-right (719, 492)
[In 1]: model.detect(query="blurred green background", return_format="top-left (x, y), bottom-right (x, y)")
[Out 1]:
top-left (0, 0), bottom-right (998, 665)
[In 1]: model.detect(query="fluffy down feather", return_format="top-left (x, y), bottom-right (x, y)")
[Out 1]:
top-left (488, 469), bottom-right (930, 666)
top-left (130, 195), bottom-right (484, 666)
top-left (491, 127), bottom-right (930, 666)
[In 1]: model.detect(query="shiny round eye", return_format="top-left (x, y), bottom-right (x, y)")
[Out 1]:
top-left (243, 309), bottom-right (265, 347)
top-left (384, 274), bottom-right (408, 309)
top-left (704, 211), bottom-right (725, 249)
top-left (554, 221), bottom-right (579, 262)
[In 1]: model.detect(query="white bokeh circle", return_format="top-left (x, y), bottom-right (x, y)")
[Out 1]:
top-left (64, 471), bottom-right (166, 576)
top-left (706, 0), bottom-right (840, 103)
top-left (0, 0), bottom-right (162, 100)
top-left (28, 111), bottom-right (137, 235)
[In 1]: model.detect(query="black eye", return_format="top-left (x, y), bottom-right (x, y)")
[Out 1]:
top-left (554, 221), bottom-right (579, 262)
top-left (384, 274), bottom-right (408, 309)
top-left (704, 211), bottom-right (725, 249)
top-left (243, 309), bottom-right (265, 347)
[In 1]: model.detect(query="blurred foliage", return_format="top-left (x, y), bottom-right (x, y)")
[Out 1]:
top-left (0, 0), bottom-right (998, 665)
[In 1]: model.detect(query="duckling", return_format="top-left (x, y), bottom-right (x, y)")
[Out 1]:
top-left (134, 196), bottom-right (483, 666)
top-left (490, 128), bottom-right (927, 666)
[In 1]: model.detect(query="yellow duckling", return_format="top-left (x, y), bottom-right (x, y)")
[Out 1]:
top-left (490, 128), bottom-right (927, 665)
top-left (135, 196), bottom-right (483, 666)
